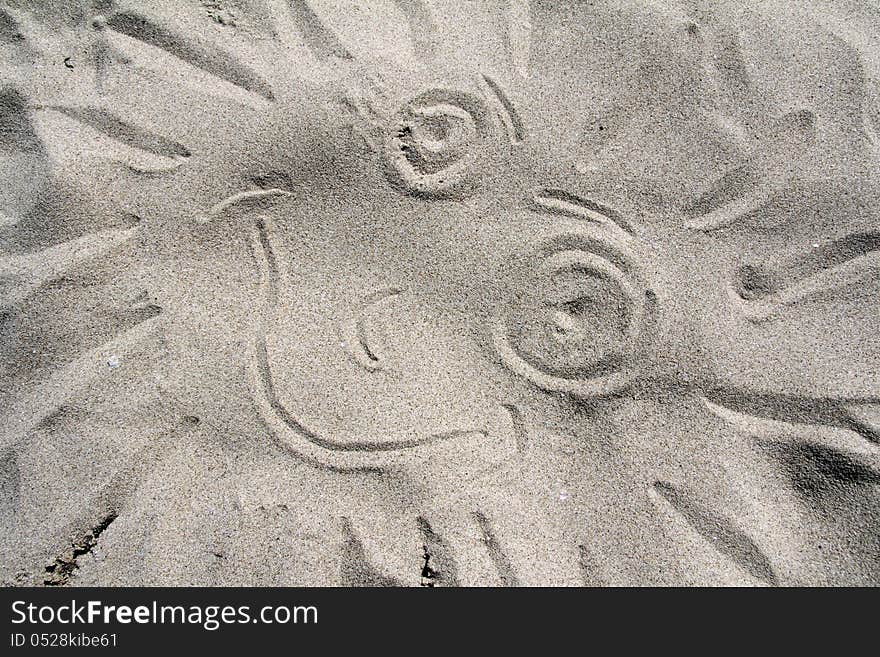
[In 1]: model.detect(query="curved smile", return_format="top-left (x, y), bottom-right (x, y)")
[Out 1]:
top-left (246, 215), bottom-right (521, 472)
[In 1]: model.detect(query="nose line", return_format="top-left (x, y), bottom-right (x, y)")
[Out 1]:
top-left (339, 286), bottom-right (406, 373)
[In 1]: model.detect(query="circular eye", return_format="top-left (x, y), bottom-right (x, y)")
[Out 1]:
top-left (492, 239), bottom-right (652, 398)
top-left (510, 251), bottom-right (643, 374)
top-left (382, 89), bottom-right (491, 199)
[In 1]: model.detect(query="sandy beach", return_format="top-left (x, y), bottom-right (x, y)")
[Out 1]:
top-left (1, 0), bottom-right (878, 586)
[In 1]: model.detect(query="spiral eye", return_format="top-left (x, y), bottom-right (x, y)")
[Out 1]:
top-left (382, 89), bottom-right (491, 199)
top-left (492, 232), bottom-right (654, 399)
top-left (508, 251), bottom-right (644, 377)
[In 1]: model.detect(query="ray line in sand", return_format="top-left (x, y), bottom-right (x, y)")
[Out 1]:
top-left (0, 315), bottom-right (163, 452)
top-left (391, 0), bottom-right (438, 62)
top-left (684, 186), bottom-right (775, 232)
top-left (42, 105), bottom-right (191, 159)
top-left (102, 11), bottom-right (274, 108)
top-left (472, 511), bottom-right (519, 587)
top-left (285, 0), bottom-right (353, 63)
top-left (0, 227), bottom-right (139, 310)
top-left (35, 105), bottom-right (191, 174)
top-left (650, 481), bottom-right (778, 586)
top-left (734, 243), bottom-right (880, 323)
top-left (699, 395), bottom-right (880, 477)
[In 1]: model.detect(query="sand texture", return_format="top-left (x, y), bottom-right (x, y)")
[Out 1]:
top-left (1, 0), bottom-right (879, 586)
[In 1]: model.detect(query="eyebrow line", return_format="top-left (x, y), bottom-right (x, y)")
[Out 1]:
top-left (480, 73), bottom-right (526, 144)
top-left (532, 188), bottom-right (634, 235)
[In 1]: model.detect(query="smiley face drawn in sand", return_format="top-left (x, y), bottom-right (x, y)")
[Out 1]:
top-left (245, 75), bottom-right (661, 481)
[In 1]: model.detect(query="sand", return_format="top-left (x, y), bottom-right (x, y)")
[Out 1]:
top-left (0, 0), bottom-right (879, 586)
